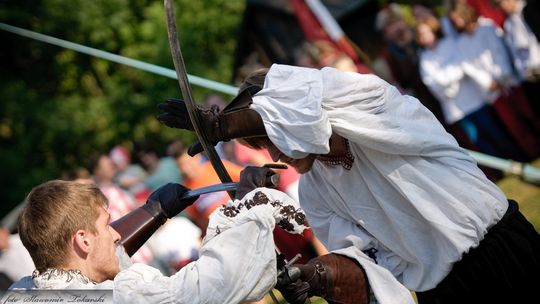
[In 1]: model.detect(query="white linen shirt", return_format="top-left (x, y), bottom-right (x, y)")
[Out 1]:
top-left (252, 64), bottom-right (508, 304)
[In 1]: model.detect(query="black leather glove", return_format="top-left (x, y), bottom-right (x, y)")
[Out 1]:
top-left (157, 99), bottom-right (220, 156)
top-left (235, 166), bottom-right (279, 200)
top-left (157, 87), bottom-right (266, 156)
top-left (275, 254), bottom-right (370, 304)
top-left (146, 183), bottom-right (198, 218)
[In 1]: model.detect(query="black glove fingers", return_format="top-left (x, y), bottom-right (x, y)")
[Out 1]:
top-left (157, 99), bottom-right (189, 119)
top-left (165, 98), bottom-right (188, 111)
top-left (156, 114), bottom-right (188, 129)
top-left (187, 141), bottom-right (204, 156)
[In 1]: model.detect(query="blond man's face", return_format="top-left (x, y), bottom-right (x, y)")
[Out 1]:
top-left (86, 206), bottom-right (121, 282)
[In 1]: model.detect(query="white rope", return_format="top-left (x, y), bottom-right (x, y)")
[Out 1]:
top-left (0, 22), bottom-right (239, 96)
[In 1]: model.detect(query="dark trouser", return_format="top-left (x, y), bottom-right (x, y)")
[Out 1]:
top-left (416, 200), bottom-right (540, 304)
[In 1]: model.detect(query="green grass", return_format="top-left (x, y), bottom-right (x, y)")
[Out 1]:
top-left (498, 174), bottom-right (540, 233)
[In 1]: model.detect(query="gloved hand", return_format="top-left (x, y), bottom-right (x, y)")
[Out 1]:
top-left (157, 99), bottom-right (220, 155)
top-left (157, 87), bottom-right (266, 156)
top-left (275, 254), bottom-right (370, 304)
top-left (235, 166), bottom-right (279, 200)
top-left (146, 183), bottom-right (198, 218)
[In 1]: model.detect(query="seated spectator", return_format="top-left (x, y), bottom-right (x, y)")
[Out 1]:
top-left (134, 141), bottom-right (182, 191)
top-left (109, 145), bottom-right (151, 204)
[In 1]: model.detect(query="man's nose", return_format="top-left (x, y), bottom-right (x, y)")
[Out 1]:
top-left (268, 149), bottom-right (281, 162)
top-left (110, 226), bottom-right (121, 242)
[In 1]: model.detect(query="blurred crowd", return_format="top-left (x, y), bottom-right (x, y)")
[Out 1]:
top-left (1, 0), bottom-right (539, 297)
top-left (284, 0), bottom-right (540, 181)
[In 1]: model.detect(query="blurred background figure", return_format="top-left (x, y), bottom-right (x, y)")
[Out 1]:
top-left (89, 153), bottom-right (139, 219)
top-left (375, 3), bottom-right (446, 125)
top-left (448, 0), bottom-right (540, 161)
top-left (88, 153), bottom-right (154, 265)
top-left (495, 0), bottom-right (540, 117)
top-left (110, 144), bottom-right (151, 205)
top-left (146, 216), bottom-right (202, 275)
top-left (416, 14), bottom-right (506, 180)
top-left (61, 166), bottom-right (93, 184)
top-left (134, 141), bottom-right (182, 191)
top-left (0, 226), bottom-right (34, 290)
top-left (174, 148), bottom-right (242, 234)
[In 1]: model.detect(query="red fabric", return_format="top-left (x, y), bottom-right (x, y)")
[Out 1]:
top-left (467, 0), bottom-right (506, 28)
top-left (491, 87), bottom-right (540, 160)
top-left (273, 227), bottom-right (318, 264)
top-left (289, 0), bottom-right (371, 73)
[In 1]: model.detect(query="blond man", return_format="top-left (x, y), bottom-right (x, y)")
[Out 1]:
top-left (10, 177), bottom-right (307, 303)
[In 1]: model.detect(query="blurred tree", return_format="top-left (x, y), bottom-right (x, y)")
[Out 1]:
top-left (0, 0), bottom-right (244, 218)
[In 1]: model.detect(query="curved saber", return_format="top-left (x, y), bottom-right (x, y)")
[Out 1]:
top-left (164, 0), bottom-right (235, 198)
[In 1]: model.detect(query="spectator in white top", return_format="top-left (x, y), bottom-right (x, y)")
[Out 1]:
top-left (495, 0), bottom-right (540, 117)
top-left (496, 0), bottom-right (540, 81)
top-left (418, 13), bottom-right (527, 163)
top-left (449, 0), bottom-right (540, 160)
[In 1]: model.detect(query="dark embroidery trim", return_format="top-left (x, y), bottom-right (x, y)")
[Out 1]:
top-left (317, 137), bottom-right (354, 170)
top-left (219, 191), bottom-right (307, 232)
top-left (32, 268), bottom-right (97, 285)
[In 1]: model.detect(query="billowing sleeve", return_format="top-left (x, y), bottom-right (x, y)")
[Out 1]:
top-left (319, 67), bottom-right (464, 157)
top-left (113, 188), bottom-right (306, 304)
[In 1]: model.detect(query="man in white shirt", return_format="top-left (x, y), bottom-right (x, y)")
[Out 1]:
top-left (158, 63), bottom-right (540, 304)
top-left (496, 0), bottom-right (540, 82)
top-left (8, 172), bottom-right (308, 303)
top-left (496, 0), bottom-right (540, 117)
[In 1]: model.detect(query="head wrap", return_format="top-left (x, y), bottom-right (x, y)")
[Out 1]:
top-left (250, 64), bottom-right (332, 159)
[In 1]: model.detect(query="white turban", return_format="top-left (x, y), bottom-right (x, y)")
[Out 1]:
top-left (250, 64), bottom-right (332, 159)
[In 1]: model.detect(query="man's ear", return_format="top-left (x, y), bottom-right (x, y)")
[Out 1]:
top-left (73, 229), bottom-right (92, 255)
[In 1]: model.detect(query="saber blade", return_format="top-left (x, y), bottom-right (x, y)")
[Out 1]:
top-left (180, 182), bottom-right (238, 200)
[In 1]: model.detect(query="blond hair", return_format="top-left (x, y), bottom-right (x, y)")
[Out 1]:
top-left (18, 180), bottom-right (108, 272)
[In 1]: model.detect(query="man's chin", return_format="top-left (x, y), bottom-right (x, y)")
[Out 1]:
top-left (105, 267), bottom-right (121, 281)
top-left (293, 165), bottom-right (310, 174)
